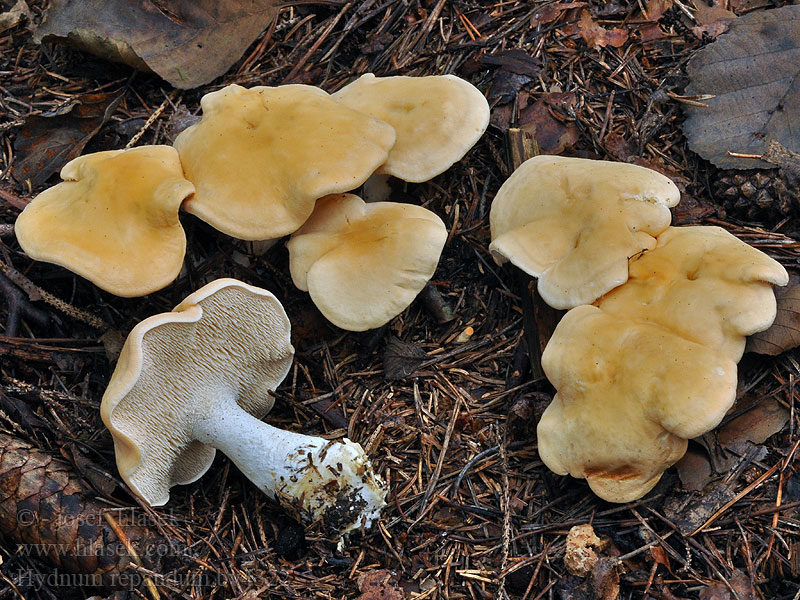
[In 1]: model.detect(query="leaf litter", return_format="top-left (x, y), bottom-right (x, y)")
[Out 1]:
top-left (683, 5), bottom-right (800, 169)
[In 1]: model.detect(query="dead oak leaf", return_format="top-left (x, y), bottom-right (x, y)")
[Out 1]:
top-left (577, 10), bottom-right (628, 49)
top-left (682, 5), bottom-right (800, 169)
top-left (34, 0), bottom-right (278, 89)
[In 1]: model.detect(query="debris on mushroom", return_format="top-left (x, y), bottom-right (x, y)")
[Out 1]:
top-left (173, 83), bottom-right (396, 241)
top-left (14, 146), bottom-right (194, 297)
top-left (489, 155), bottom-right (681, 309)
top-left (537, 226), bottom-right (788, 502)
top-left (333, 73), bottom-right (490, 182)
top-left (101, 278), bottom-right (387, 536)
top-left (286, 193), bottom-right (448, 331)
top-left (597, 225), bottom-right (789, 360)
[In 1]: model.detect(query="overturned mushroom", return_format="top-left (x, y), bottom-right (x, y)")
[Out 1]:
top-left (489, 155), bottom-right (681, 309)
top-left (333, 73), bottom-right (490, 182)
top-left (287, 193), bottom-right (447, 331)
top-left (173, 83), bottom-right (396, 240)
top-left (101, 279), bottom-right (386, 535)
top-left (537, 226), bottom-right (788, 502)
top-left (15, 146), bottom-right (194, 297)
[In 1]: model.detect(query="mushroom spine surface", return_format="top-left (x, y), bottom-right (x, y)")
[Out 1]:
top-left (101, 278), bottom-right (386, 536)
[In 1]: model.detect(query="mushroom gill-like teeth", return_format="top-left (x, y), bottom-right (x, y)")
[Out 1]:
top-left (172, 83), bottom-right (396, 241)
top-left (101, 278), bottom-right (388, 536)
top-left (287, 193), bottom-right (447, 331)
top-left (333, 73), bottom-right (490, 182)
top-left (14, 146), bottom-right (194, 297)
top-left (489, 155), bottom-right (681, 309)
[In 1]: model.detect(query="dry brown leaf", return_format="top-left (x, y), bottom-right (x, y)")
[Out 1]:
top-left (531, 2), bottom-right (586, 26)
top-left (0, 0), bottom-right (31, 32)
top-left (34, 0), bottom-right (278, 89)
top-left (11, 92), bottom-right (123, 187)
top-left (577, 10), bottom-right (628, 49)
top-left (718, 397), bottom-right (790, 446)
top-left (691, 0), bottom-right (735, 39)
top-left (683, 5), bottom-right (800, 169)
top-left (729, 0), bottom-right (771, 14)
top-left (747, 282), bottom-right (800, 355)
top-left (356, 570), bottom-right (405, 600)
top-left (640, 23), bottom-right (668, 43)
top-left (590, 558), bottom-right (620, 600)
top-left (383, 337), bottom-right (427, 381)
top-left (519, 93), bottom-right (579, 155)
top-left (644, 0), bottom-right (673, 21)
top-left (480, 49), bottom-right (542, 77)
top-left (699, 570), bottom-right (758, 600)
top-left (675, 445), bottom-right (713, 491)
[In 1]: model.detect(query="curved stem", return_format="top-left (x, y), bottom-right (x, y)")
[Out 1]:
top-left (192, 396), bottom-right (386, 535)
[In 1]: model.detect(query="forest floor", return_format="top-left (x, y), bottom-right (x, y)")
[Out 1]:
top-left (1, 1), bottom-right (799, 599)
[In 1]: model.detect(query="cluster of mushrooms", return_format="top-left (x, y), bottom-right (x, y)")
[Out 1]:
top-left (14, 71), bottom-right (789, 536)
top-left (490, 155), bottom-right (789, 502)
top-left (13, 74), bottom-right (491, 537)
top-left (14, 73), bottom-right (490, 331)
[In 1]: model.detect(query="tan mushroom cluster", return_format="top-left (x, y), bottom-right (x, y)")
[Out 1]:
top-left (15, 75), bottom-right (488, 330)
top-left (490, 156), bottom-right (788, 502)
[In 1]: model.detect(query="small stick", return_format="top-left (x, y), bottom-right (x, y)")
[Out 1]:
top-left (104, 512), bottom-right (161, 600)
top-left (125, 92), bottom-right (176, 149)
top-left (420, 283), bottom-right (455, 323)
top-left (0, 258), bottom-right (109, 330)
top-left (0, 272), bottom-right (50, 337)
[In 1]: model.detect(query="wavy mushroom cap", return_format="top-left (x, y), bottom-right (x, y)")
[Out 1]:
top-left (598, 226), bottom-right (789, 361)
top-left (173, 84), bottom-right (396, 240)
top-left (15, 146), bottom-right (194, 297)
top-left (538, 304), bottom-right (738, 503)
top-left (333, 73), bottom-right (489, 182)
top-left (101, 279), bottom-right (294, 506)
top-left (489, 155), bottom-right (681, 309)
top-left (287, 193), bottom-right (447, 331)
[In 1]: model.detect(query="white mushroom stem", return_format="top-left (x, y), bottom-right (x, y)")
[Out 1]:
top-left (192, 395), bottom-right (386, 536)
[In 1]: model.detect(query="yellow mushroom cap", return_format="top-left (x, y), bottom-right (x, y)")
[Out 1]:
top-left (333, 73), bottom-right (490, 182)
top-left (14, 146), bottom-right (193, 297)
top-left (489, 155), bottom-right (681, 309)
top-left (101, 278), bottom-right (294, 506)
top-left (598, 226), bottom-right (789, 361)
top-left (538, 304), bottom-right (738, 503)
top-left (286, 193), bottom-right (447, 331)
top-left (173, 84), bottom-right (396, 241)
